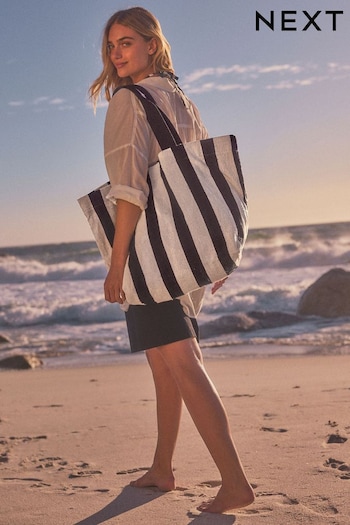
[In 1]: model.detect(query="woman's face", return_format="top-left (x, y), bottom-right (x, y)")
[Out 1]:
top-left (107, 24), bottom-right (157, 83)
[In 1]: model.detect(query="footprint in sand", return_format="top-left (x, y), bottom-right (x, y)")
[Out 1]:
top-left (37, 457), bottom-right (68, 470)
top-left (325, 458), bottom-right (350, 480)
top-left (0, 438), bottom-right (10, 464)
top-left (0, 451), bottom-right (9, 463)
top-left (69, 470), bottom-right (103, 478)
top-left (8, 435), bottom-right (48, 443)
top-left (33, 404), bottom-right (64, 408)
top-left (69, 462), bottom-right (102, 478)
top-left (18, 455), bottom-right (68, 472)
top-left (63, 486), bottom-right (111, 496)
top-left (30, 481), bottom-right (52, 489)
top-left (3, 476), bottom-right (45, 483)
top-left (238, 491), bottom-right (299, 516)
top-left (0, 435), bottom-right (48, 466)
top-left (220, 393), bottom-right (255, 399)
top-left (230, 393), bottom-right (255, 398)
top-left (116, 466), bottom-right (149, 475)
top-left (301, 495), bottom-right (339, 516)
top-left (198, 480), bottom-right (222, 488)
top-left (263, 413), bottom-right (277, 420)
top-left (239, 491), bottom-right (338, 518)
top-left (260, 426), bottom-right (288, 433)
top-left (25, 458), bottom-right (103, 480)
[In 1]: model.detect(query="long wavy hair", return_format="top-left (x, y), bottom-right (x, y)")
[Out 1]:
top-left (89, 7), bottom-right (174, 107)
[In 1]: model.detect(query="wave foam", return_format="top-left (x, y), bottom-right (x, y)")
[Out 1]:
top-left (0, 256), bottom-right (106, 284)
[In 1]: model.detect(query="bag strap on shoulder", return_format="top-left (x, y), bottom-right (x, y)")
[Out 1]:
top-left (113, 84), bottom-right (182, 151)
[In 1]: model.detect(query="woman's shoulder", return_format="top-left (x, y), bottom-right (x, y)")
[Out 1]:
top-left (110, 85), bottom-right (136, 104)
top-left (107, 85), bottom-right (145, 120)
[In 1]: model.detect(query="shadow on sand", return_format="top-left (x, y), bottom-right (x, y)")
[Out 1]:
top-left (73, 485), bottom-right (236, 525)
top-left (73, 485), bottom-right (163, 524)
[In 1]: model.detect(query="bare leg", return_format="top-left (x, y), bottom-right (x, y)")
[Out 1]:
top-left (130, 348), bottom-right (182, 491)
top-left (158, 338), bottom-right (254, 513)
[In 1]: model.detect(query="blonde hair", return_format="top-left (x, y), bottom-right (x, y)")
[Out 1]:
top-left (89, 7), bottom-right (174, 107)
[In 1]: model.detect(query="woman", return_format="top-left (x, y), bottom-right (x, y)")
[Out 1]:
top-left (89, 7), bottom-right (254, 514)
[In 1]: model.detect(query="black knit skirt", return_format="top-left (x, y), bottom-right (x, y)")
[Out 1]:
top-left (125, 299), bottom-right (199, 353)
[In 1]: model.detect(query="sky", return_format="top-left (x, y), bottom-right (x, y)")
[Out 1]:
top-left (1, 0), bottom-right (349, 247)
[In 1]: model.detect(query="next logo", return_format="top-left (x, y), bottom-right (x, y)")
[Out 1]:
top-left (256, 10), bottom-right (344, 31)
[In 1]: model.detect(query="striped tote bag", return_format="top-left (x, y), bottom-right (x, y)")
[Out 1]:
top-left (78, 85), bottom-right (248, 305)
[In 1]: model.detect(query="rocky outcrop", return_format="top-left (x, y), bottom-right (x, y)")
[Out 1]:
top-left (0, 355), bottom-right (43, 370)
top-left (0, 335), bottom-right (10, 344)
top-left (297, 268), bottom-right (350, 318)
top-left (200, 311), bottom-right (302, 339)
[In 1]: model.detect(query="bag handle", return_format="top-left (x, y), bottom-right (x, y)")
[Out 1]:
top-left (113, 84), bottom-right (183, 151)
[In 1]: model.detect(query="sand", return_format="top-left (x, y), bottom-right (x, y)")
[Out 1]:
top-left (0, 352), bottom-right (349, 524)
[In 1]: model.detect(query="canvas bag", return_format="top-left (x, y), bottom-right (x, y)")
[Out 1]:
top-left (78, 85), bottom-right (248, 305)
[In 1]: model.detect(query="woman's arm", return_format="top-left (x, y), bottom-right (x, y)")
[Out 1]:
top-left (104, 199), bottom-right (141, 304)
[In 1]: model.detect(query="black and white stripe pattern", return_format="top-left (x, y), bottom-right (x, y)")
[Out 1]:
top-left (121, 134), bottom-right (248, 304)
top-left (78, 86), bottom-right (248, 305)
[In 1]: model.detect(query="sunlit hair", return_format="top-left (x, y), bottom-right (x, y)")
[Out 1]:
top-left (89, 7), bottom-right (174, 107)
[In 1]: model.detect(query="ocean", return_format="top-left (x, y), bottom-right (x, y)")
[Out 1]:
top-left (1, 221), bottom-right (350, 368)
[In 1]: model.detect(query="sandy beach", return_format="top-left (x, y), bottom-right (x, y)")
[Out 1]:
top-left (1, 352), bottom-right (349, 525)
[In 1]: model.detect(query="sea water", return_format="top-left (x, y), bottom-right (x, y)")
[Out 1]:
top-left (1, 222), bottom-right (350, 367)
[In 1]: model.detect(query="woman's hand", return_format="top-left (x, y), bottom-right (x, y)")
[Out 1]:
top-left (104, 266), bottom-right (126, 304)
top-left (211, 277), bottom-right (228, 295)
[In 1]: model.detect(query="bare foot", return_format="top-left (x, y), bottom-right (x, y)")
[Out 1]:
top-left (130, 467), bottom-right (175, 492)
top-left (197, 483), bottom-right (255, 514)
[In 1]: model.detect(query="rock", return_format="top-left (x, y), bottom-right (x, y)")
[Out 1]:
top-left (200, 313), bottom-right (255, 338)
top-left (0, 335), bottom-right (10, 344)
top-left (0, 355), bottom-right (43, 370)
top-left (297, 268), bottom-right (350, 318)
top-left (248, 311), bottom-right (303, 329)
top-left (200, 311), bottom-right (302, 339)
top-left (327, 433), bottom-right (348, 444)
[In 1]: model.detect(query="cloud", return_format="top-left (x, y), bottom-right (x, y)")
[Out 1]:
top-left (182, 63), bottom-right (304, 93)
top-left (185, 82), bottom-right (252, 94)
top-left (181, 62), bottom-right (349, 95)
top-left (327, 62), bottom-right (350, 81)
top-left (183, 63), bottom-right (303, 84)
top-left (296, 76), bottom-right (327, 86)
top-left (328, 62), bottom-right (350, 72)
top-left (8, 100), bottom-right (25, 107)
top-left (33, 96), bottom-right (50, 105)
top-left (184, 63), bottom-right (302, 82)
top-left (7, 95), bottom-right (73, 111)
top-left (258, 64), bottom-right (303, 75)
top-left (265, 80), bottom-right (294, 90)
top-left (266, 75), bottom-right (327, 90)
top-left (34, 96), bottom-right (68, 106)
top-left (184, 68), bottom-right (216, 83)
top-left (217, 83), bottom-right (252, 91)
top-left (49, 98), bottom-right (66, 105)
